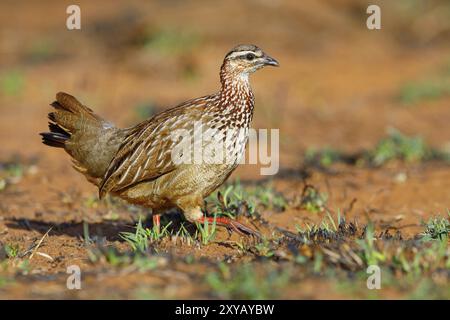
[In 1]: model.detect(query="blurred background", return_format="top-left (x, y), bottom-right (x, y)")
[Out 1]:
top-left (0, 0), bottom-right (450, 300)
top-left (1, 0), bottom-right (450, 178)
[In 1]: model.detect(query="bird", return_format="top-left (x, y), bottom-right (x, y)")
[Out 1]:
top-left (40, 44), bottom-right (279, 238)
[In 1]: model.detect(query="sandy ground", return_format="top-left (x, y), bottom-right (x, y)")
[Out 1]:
top-left (0, 0), bottom-right (449, 299)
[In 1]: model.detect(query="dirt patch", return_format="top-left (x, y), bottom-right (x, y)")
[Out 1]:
top-left (0, 1), bottom-right (449, 299)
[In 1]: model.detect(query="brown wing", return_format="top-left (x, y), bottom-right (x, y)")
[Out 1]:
top-left (98, 96), bottom-right (213, 198)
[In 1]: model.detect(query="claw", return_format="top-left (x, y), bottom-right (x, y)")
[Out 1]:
top-left (197, 216), bottom-right (261, 239)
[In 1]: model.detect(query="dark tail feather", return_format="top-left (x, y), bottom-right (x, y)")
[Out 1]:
top-left (40, 92), bottom-right (118, 182)
top-left (40, 96), bottom-right (79, 149)
top-left (40, 115), bottom-right (71, 148)
top-left (40, 132), bottom-right (69, 148)
top-left (48, 122), bottom-right (69, 136)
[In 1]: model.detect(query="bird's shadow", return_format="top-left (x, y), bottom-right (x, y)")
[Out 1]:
top-left (4, 210), bottom-right (189, 242)
top-left (5, 217), bottom-right (135, 242)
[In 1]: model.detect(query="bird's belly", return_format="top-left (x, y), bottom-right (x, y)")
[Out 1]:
top-left (161, 163), bottom-right (237, 198)
top-left (196, 163), bottom-right (238, 196)
top-left (117, 132), bottom-right (248, 209)
top-left (119, 163), bottom-right (237, 208)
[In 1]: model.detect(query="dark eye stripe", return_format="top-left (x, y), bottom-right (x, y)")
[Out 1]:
top-left (246, 53), bottom-right (255, 60)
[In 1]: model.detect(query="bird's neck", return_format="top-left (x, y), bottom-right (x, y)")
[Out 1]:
top-left (219, 67), bottom-right (254, 112)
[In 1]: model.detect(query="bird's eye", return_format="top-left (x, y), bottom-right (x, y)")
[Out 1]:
top-left (246, 53), bottom-right (255, 61)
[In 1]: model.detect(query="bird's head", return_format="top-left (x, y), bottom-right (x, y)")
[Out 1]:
top-left (221, 44), bottom-right (279, 80)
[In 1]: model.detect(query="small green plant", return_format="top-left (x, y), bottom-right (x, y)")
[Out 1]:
top-left (83, 221), bottom-right (92, 245)
top-left (27, 38), bottom-right (56, 63)
top-left (173, 222), bottom-right (196, 246)
top-left (313, 252), bottom-right (324, 273)
top-left (207, 180), bottom-right (287, 219)
top-left (195, 216), bottom-right (217, 245)
top-left (17, 259), bottom-right (31, 275)
top-left (400, 79), bottom-right (450, 105)
top-left (1, 70), bottom-right (25, 96)
top-left (4, 244), bottom-right (20, 258)
top-left (0, 276), bottom-right (13, 289)
top-left (253, 238), bottom-right (275, 258)
top-left (83, 195), bottom-right (100, 209)
top-left (207, 182), bottom-right (254, 218)
top-left (88, 245), bottom-right (161, 272)
top-left (408, 278), bottom-right (450, 300)
top-left (305, 147), bottom-right (343, 167)
top-left (205, 262), bottom-right (290, 299)
top-left (299, 185), bottom-right (328, 213)
top-left (356, 223), bottom-right (386, 266)
top-left (252, 184), bottom-right (287, 211)
top-left (421, 213), bottom-right (450, 241)
top-left (366, 128), bottom-right (430, 166)
top-left (295, 210), bottom-right (344, 244)
top-left (133, 287), bottom-right (161, 299)
top-left (120, 217), bottom-right (172, 252)
top-left (4, 163), bottom-right (24, 178)
top-left (143, 28), bottom-right (200, 55)
top-left (88, 246), bottom-right (125, 266)
top-left (392, 240), bottom-right (447, 276)
top-left (132, 255), bottom-right (161, 272)
top-left (0, 160), bottom-right (27, 191)
top-left (302, 129), bottom-right (450, 168)
top-left (296, 212), bottom-right (339, 234)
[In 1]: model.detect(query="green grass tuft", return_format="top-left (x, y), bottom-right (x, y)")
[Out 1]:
top-left (420, 213), bottom-right (450, 242)
top-left (206, 180), bottom-right (287, 219)
top-left (303, 128), bottom-right (450, 168)
top-left (367, 128), bottom-right (430, 166)
top-left (195, 215), bottom-right (217, 245)
top-left (0, 159), bottom-right (28, 192)
top-left (4, 244), bottom-right (20, 259)
top-left (143, 28), bottom-right (200, 55)
top-left (356, 223), bottom-right (386, 266)
top-left (305, 147), bottom-right (343, 167)
top-left (120, 217), bottom-right (172, 252)
top-left (400, 79), bottom-right (450, 105)
top-left (205, 262), bottom-right (291, 299)
top-left (0, 71), bottom-right (25, 96)
top-left (298, 185), bottom-right (328, 213)
top-left (88, 245), bottom-right (162, 272)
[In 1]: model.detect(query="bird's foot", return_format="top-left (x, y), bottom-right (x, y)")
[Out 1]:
top-left (197, 216), bottom-right (261, 238)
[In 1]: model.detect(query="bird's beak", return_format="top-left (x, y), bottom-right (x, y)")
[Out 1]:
top-left (263, 55), bottom-right (279, 67)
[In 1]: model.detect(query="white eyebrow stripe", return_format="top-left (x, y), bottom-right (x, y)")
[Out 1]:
top-left (228, 50), bottom-right (261, 59)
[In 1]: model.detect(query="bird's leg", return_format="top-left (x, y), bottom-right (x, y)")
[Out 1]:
top-left (152, 213), bottom-right (161, 235)
top-left (196, 215), bottom-right (261, 238)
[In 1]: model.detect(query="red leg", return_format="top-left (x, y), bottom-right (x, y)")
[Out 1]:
top-left (152, 214), bottom-right (161, 234)
top-left (196, 215), bottom-right (261, 238)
